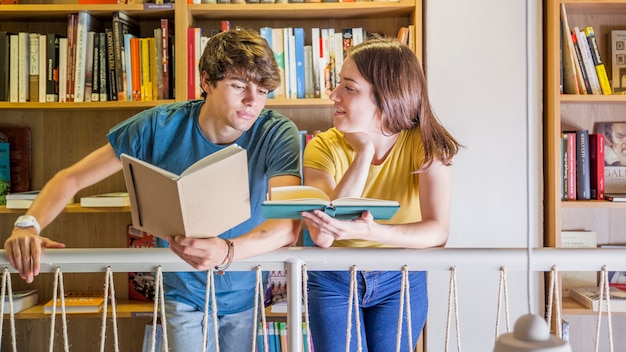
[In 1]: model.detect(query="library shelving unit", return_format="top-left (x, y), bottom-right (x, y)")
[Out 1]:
top-left (545, 0), bottom-right (626, 348)
top-left (0, 0), bottom-right (421, 349)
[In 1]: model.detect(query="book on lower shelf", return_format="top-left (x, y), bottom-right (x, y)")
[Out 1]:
top-left (606, 193), bottom-right (626, 202)
top-left (595, 122), bottom-right (626, 193)
top-left (3, 289), bottom-right (38, 313)
top-left (80, 191), bottom-right (130, 207)
top-left (5, 190), bottom-right (39, 209)
top-left (262, 185), bottom-right (400, 220)
top-left (121, 144), bottom-right (250, 239)
top-left (560, 231), bottom-right (597, 297)
top-left (43, 291), bottom-right (105, 314)
top-left (127, 224), bottom-right (155, 302)
top-left (570, 286), bottom-right (626, 312)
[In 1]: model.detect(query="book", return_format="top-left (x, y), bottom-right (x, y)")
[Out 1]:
top-left (105, 28), bottom-right (118, 101)
top-left (28, 33), bottom-right (40, 103)
top-left (46, 33), bottom-right (60, 102)
top-left (98, 31), bottom-right (107, 102)
top-left (584, 26), bottom-right (612, 95)
top-left (17, 32), bottom-right (29, 102)
top-left (112, 11), bottom-right (139, 101)
top-left (570, 286), bottom-right (626, 312)
top-left (570, 32), bottom-right (592, 94)
top-left (0, 31), bottom-right (10, 102)
top-left (74, 12), bottom-right (101, 102)
top-left (575, 129), bottom-right (590, 200)
top-left (0, 127), bottom-right (31, 193)
top-left (589, 133), bottom-right (605, 200)
top-left (141, 323), bottom-right (164, 352)
top-left (0, 142), bottom-right (8, 205)
top-left (262, 185), bottom-right (400, 220)
top-left (560, 230), bottom-right (597, 297)
top-left (120, 144), bottom-right (250, 239)
top-left (574, 27), bottom-right (601, 95)
top-left (2, 289), bottom-right (38, 313)
top-left (609, 30), bottom-right (626, 94)
top-left (80, 191), bottom-right (130, 207)
top-left (559, 2), bottom-right (581, 94)
top-left (5, 190), bottom-right (39, 209)
top-left (127, 225), bottom-right (155, 302)
top-left (596, 122), bottom-right (626, 193)
top-left (38, 34), bottom-right (46, 103)
top-left (65, 14), bottom-right (77, 102)
top-left (605, 193), bottom-right (626, 202)
top-left (43, 291), bottom-right (105, 314)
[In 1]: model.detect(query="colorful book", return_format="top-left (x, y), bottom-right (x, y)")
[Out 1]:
top-left (262, 185), bottom-right (400, 220)
top-left (0, 127), bottom-right (31, 193)
top-left (127, 225), bottom-right (155, 302)
top-left (120, 144), bottom-right (250, 239)
top-left (584, 26), bottom-right (612, 95)
top-left (46, 33), bottom-right (60, 102)
top-left (112, 11), bottom-right (139, 101)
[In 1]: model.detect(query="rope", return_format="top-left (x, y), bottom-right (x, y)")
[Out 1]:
top-left (445, 266), bottom-right (461, 352)
top-left (151, 266), bottom-right (169, 352)
top-left (594, 266), bottom-right (614, 352)
top-left (0, 267), bottom-right (17, 352)
top-left (202, 268), bottom-right (219, 352)
top-left (494, 266), bottom-right (511, 339)
top-left (99, 266), bottom-right (119, 352)
top-left (345, 265), bottom-right (363, 352)
top-left (252, 265), bottom-right (269, 352)
top-left (302, 264), bottom-right (311, 352)
top-left (546, 265), bottom-right (562, 338)
top-left (48, 267), bottom-right (70, 352)
top-left (395, 265), bottom-right (413, 352)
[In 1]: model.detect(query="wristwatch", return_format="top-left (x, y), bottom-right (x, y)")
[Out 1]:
top-left (14, 215), bottom-right (41, 236)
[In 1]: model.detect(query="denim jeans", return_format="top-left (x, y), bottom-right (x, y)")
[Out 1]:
top-left (307, 270), bottom-right (428, 352)
top-left (164, 299), bottom-right (256, 352)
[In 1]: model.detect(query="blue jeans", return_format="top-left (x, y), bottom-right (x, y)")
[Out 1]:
top-left (164, 299), bottom-right (256, 352)
top-left (307, 270), bottom-right (427, 352)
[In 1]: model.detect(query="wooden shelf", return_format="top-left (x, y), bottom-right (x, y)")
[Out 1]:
top-left (7, 300), bottom-right (154, 320)
top-left (561, 200), bottom-right (626, 208)
top-left (0, 204), bottom-right (131, 214)
top-left (563, 297), bottom-right (626, 315)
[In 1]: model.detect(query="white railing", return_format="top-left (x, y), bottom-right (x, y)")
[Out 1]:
top-left (1, 247), bottom-right (624, 351)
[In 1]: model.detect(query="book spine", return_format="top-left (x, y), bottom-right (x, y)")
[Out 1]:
top-left (272, 27), bottom-right (285, 99)
top-left (560, 4), bottom-right (580, 94)
top-left (160, 18), bottom-right (171, 100)
top-left (589, 133), bottom-right (605, 200)
top-left (105, 28), bottom-right (118, 101)
top-left (574, 27), bottom-right (600, 95)
top-left (149, 37), bottom-right (157, 101)
top-left (91, 32), bottom-right (100, 101)
top-left (98, 32), bottom-right (107, 102)
top-left (576, 129), bottom-right (591, 200)
top-left (58, 37), bottom-right (67, 102)
top-left (18, 32), bottom-right (29, 102)
top-left (571, 32), bottom-right (592, 94)
top-left (294, 27), bottom-right (305, 99)
top-left (38, 34), bottom-right (47, 102)
top-left (83, 31), bottom-right (95, 102)
top-left (566, 132), bottom-right (576, 201)
top-left (584, 26), bottom-right (612, 95)
top-left (154, 28), bottom-right (164, 100)
top-left (123, 33), bottom-right (135, 102)
top-left (28, 33), bottom-right (39, 103)
top-left (74, 12), bottom-right (89, 102)
top-left (0, 143), bottom-right (9, 205)
top-left (46, 34), bottom-right (60, 102)
top-left (187, 27), bottom-right (196, 100)
top-left (9, 35), bottom-right (18, 102)
top-left (561, 133), bottom-right (568, 200)
top-left (66, 14), bottom-right (77, 102)
top-left (0, 32), bottom-right (9, 102)
top-left (130, 37), bottom-right (141, 101)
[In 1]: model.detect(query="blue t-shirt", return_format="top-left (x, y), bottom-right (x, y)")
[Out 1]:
top-left (107, 99), bottom-right (301, 314)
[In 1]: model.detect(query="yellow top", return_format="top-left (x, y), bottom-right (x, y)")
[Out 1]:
top-left (303, 127), bottom-right (425, 248)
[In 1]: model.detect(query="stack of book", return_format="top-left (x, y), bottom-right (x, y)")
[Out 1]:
top-left (43, 291), bottom-right (105, 314)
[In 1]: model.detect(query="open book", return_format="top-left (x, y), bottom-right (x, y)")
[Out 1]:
top-left (262, 185), bottom-right (400, 220)
top-left (121, 144), bottom-right (251, 239)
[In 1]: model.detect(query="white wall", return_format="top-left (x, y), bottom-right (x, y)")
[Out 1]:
top-left (425, 0), bottom-right (543, 351)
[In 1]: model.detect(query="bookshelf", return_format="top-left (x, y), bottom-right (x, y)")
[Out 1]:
top-left (545, 0), bottom-right (626, 348)
top-left (0, 0), bottom-right (421, 349)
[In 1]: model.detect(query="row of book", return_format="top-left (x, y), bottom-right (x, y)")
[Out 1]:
top-left (257, 321), bottom-right (314, 352)
top-left (187, 25), bottom-right (373, 100)
top-left (0, 126), bottom-right (31, 205)
top-left (0, 12), bottom-right (173, 103)
top-left (561, 123), bottom-right (626, 201)
top-left (560, 4), bottom-right (612, 95)
top-left (191, 0), bottom-right (397, 3)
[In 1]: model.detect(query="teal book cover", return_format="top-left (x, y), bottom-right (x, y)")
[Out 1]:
top-left (0, 142), bottom-right (10, 205)
top-left (262, 185), bottom-right (400, 220)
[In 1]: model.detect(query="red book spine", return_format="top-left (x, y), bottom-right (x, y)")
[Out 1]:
top-left (187, 27), bottom-right (196, 100)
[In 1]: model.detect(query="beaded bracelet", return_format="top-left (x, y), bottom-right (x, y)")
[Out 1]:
top-left (215, 238), bottom-right (234, 274)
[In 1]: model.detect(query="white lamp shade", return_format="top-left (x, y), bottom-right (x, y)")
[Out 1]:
top-left (493, 314), bottom-right (572, 352)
